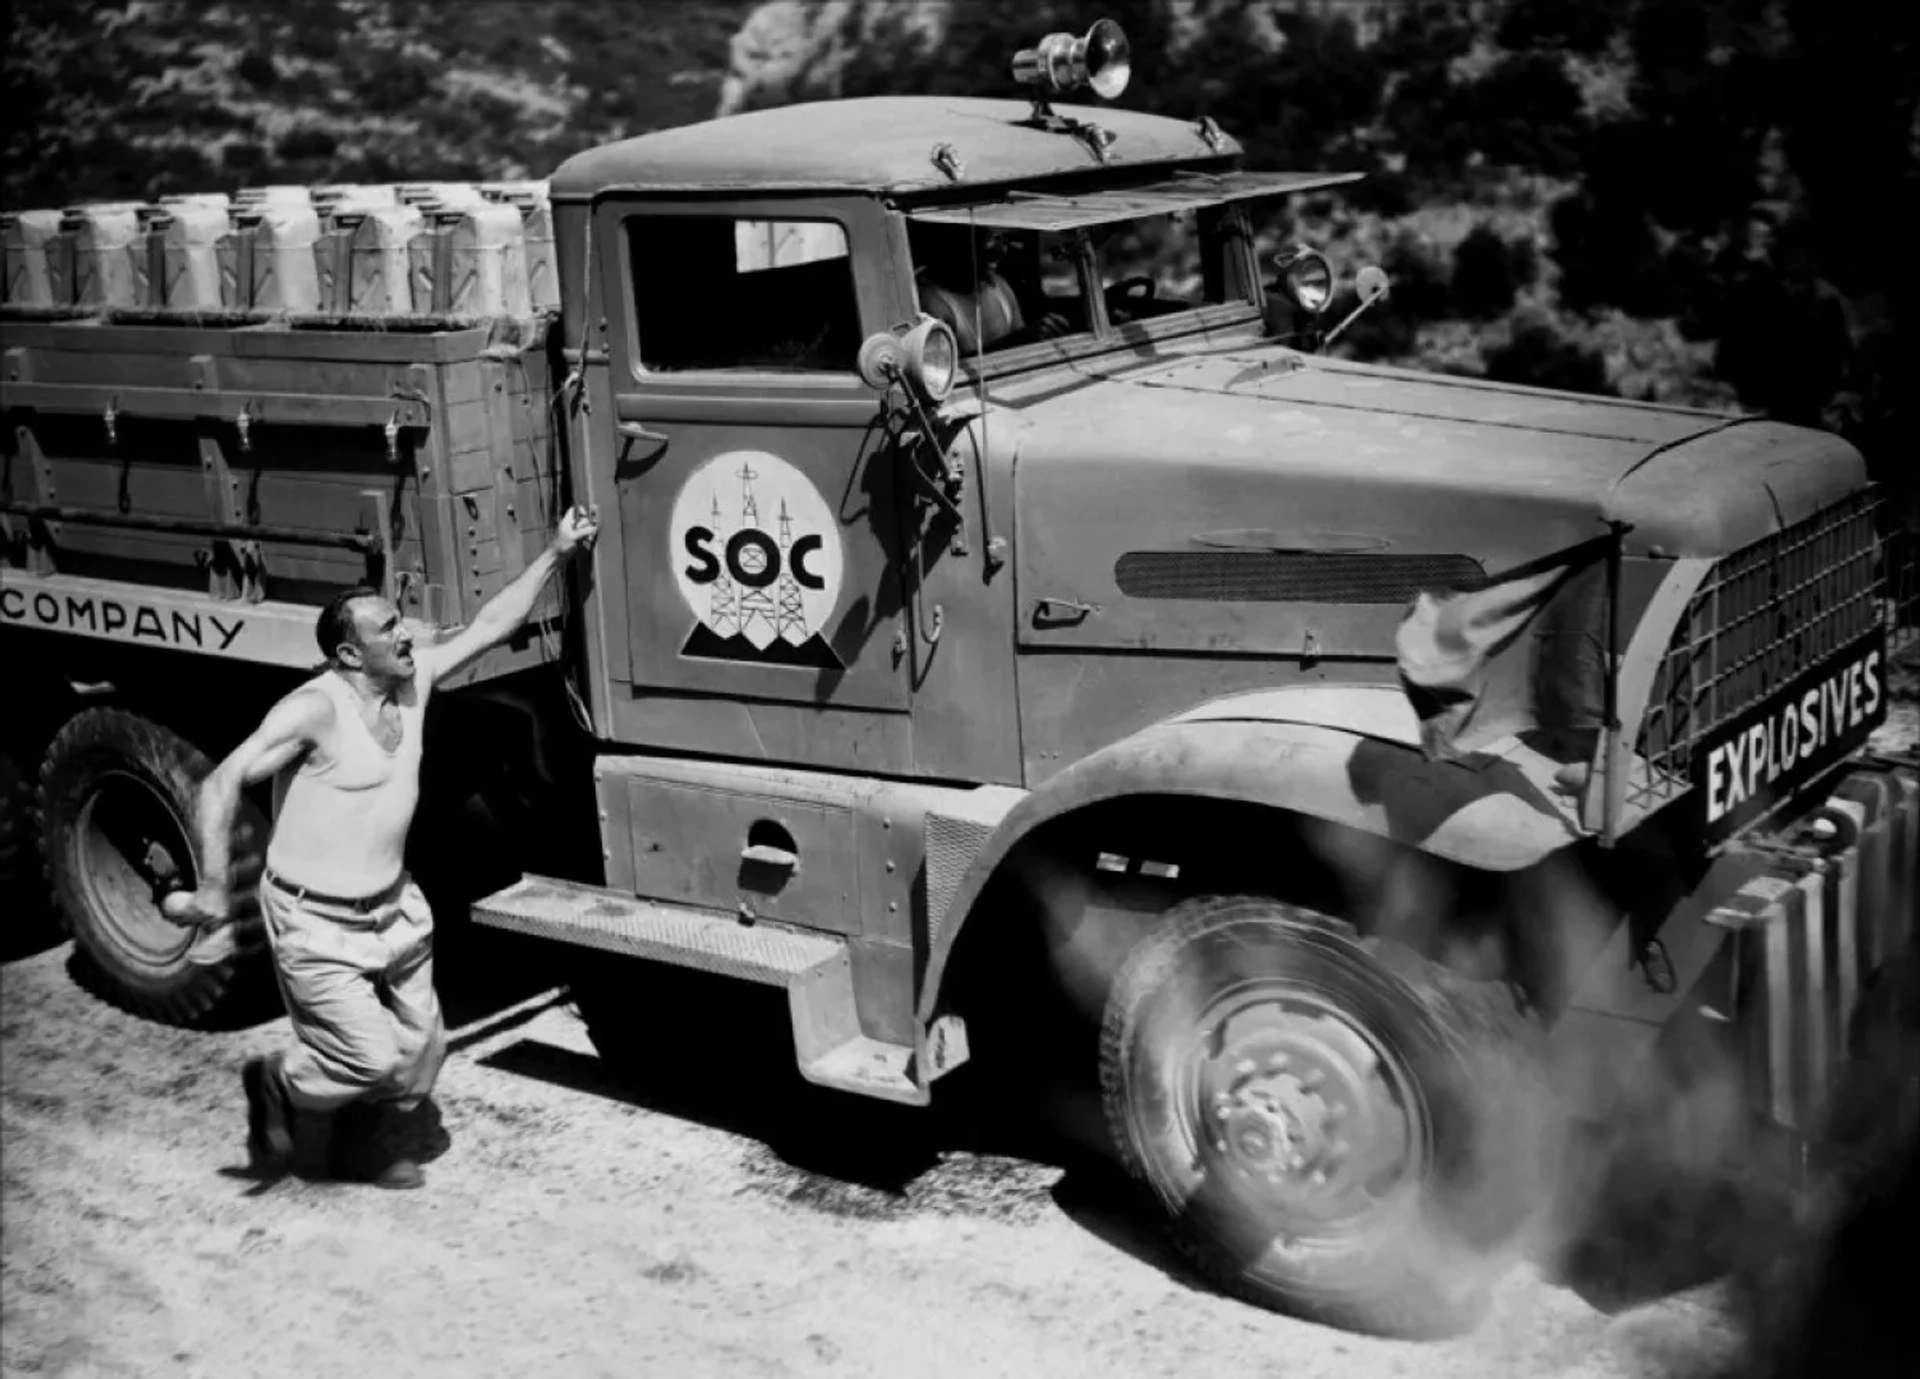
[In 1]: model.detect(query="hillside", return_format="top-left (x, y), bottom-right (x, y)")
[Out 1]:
top-left (2, 0), bottom-right (757, 201)
top-left (4, 0), bottom-right (1914, 499)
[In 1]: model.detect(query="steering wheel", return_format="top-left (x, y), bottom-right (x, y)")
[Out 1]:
top-left (1105, 276), bottom-right (1157, 319)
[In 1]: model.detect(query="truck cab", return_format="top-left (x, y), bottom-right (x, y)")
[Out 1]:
top-left (552, 92), bottom-right (1358, 782)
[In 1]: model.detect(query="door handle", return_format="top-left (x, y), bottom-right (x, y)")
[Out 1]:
top-left (616, 420), bottom-right (669, 445)
top-left (614, 419), bottom-right (671, 474)
top-left (741, 843), bottom-right (798, 869)
top-left (1032, 596), bottom-right (1100, 628)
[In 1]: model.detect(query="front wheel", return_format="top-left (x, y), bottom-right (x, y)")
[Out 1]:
top-left (38, 708), bottom-right (271, 1027)
top-left (1100, 894), bottom-right (1560, 1337)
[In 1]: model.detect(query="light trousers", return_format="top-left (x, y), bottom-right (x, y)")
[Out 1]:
top-left (260, 874), bottom-right (446, 1113)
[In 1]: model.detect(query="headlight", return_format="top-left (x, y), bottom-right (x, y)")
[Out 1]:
top-left (902, 318), bottom-right (957, 401)
top-left (1277, 247), bottom-right (1334, 316)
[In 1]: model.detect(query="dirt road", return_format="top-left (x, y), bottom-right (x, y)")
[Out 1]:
top-left (3, 926), bottom-right (1745, 1379)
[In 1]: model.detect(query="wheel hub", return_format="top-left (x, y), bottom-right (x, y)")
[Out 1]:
top-left (1190, 992), bottom-right (1419, 1221)
top-left (75, 769), bottom-right (199, 965)
top-left (1216, 1067), bottom-right (1337, 1179)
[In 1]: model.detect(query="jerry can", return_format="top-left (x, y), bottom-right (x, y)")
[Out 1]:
top-left (487, 186), bottom-right (557, 311)
top-left (63, 203), bottom-right (143, 307)
top-left (232, 185), bottom-right (312, 207)
top-left (397, 182), bottom-right (485, 209)
top-left (154, 200), bottom-right (229, 309)
top-left (249, 202), bottom-right (322, 310)
top-left (347, 203), bottom-right (425, 314)
top-left (409, 202), bottom-right (532, 316)
top-left (312, 184), bottom-right (399, 218)
top-left (2, 209), bottom-right (64, 307)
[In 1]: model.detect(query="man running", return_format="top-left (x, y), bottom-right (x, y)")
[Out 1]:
top-left (165, 505), bottom-right (599, 1187)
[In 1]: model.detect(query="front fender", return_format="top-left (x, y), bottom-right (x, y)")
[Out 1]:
top-left (917, 694), bottom-right (1584, 1021)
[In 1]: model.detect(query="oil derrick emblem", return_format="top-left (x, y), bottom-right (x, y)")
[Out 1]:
top-left (671, 450), bottom-right (844, 669)
top-left (773, 501), bottom-right (809, 645)
top-left (704, 495), bottom-right (739, 638)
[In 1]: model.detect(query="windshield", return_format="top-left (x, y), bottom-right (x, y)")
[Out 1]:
top-left (905, 208), bottom-right (1251, 358)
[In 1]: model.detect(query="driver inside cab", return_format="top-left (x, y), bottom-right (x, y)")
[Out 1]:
top-left (909, 221), bottom-right (1072, 355)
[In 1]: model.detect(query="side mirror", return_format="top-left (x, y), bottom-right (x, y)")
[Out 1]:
top-left (1321, 264), bottom-right (1392, 348)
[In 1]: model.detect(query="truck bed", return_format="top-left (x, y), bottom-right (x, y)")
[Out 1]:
top-left (1, 308), bottom-right (567, 683)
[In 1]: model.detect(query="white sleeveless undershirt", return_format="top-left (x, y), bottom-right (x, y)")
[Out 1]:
top-left (265, 671), bottom-right (427, 896)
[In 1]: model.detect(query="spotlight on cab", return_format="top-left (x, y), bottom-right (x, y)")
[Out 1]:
top-left (858, 316), bottom-right (959, 404)
top-left (1012, 17), bottom-right (1132, 102)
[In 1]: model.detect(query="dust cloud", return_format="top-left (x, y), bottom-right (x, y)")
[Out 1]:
top-left (1017, 813), bottom-right (1918, 1368)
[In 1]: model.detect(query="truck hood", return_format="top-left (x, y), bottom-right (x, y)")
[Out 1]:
top-left (998, 347), bottom-right (1867, 657)
top-left (999, 349), bottom-right (1865, 565)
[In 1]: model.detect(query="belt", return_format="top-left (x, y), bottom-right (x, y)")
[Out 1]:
top-left (264, 870), bottom-right (406, 914)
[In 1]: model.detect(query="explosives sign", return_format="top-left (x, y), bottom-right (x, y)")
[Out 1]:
top-left (671, 451), bottom-right (845, 669)
top-left (1697, 631), bottom-right (1886, 841)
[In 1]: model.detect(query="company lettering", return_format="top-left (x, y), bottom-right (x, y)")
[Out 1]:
top-left (1705, 644), bottom-right (1883, 824)
top-left (1, 586), bottom-right (245, 652)
top-left (683, 526), bottom-right (826, 591)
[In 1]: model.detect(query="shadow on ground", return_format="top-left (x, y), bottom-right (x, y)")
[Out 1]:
top-left (468, 962), bottom-right (1323, 1313)
top-left (0, 891), bottom-right (65, 963)
top-left (477, 954), bottom-right (1886, 1339)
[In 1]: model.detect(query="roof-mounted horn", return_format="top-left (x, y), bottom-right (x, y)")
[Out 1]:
top-left (1011, 18), bottom-right (1130, 160)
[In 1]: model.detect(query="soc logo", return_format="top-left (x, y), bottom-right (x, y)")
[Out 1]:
top-left (683, 526), bottom-right (826, 592)
top-left (669, 451), bottom-right (845, 669)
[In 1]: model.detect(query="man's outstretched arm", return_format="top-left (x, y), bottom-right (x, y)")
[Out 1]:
top-left (416, 505), bottom-right (599, 686)
top-left (164, 688), bottom-right (332, 925)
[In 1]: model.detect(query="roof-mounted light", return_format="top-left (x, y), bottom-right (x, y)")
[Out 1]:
top-left (1013, 18), bottom-right (1131, 104)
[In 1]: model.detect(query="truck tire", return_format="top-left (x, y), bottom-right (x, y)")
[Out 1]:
top-left (1099, 893), bottom-right (1560, 1338)
top-left (38, 708), bottom-right (270, 1027)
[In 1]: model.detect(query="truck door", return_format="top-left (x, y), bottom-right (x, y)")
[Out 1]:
top-left (596, 201), bottom-right (909, 715)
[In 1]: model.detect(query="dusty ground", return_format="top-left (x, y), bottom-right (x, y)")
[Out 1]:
top-left (2, 933), bottom-right (1746, 1379)
top-left (3, 695), bottom-right (1912, 1379)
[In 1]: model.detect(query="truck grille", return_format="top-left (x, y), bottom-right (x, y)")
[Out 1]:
top-left (1633, 490), bottom-right (1910, 817)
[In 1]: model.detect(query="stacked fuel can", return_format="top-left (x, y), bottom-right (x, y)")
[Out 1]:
top-left (1, 181), bottom-right (557, 319)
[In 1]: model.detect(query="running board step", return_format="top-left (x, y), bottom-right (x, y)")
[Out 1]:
top-left (472, 875), bottom-right (841, 984)
top-left (471, 875), bottom-right (930, 1105)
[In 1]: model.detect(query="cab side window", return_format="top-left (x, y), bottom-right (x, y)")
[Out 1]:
top-left (628, 216), bottom-right (859, 374)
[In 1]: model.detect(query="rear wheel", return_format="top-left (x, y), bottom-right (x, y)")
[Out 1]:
top-left (1100, 894), bottom-right (1559, 1337)
top-left (38, 708), bottom-right (271, 1026)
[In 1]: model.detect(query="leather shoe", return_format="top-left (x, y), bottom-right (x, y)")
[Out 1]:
top-left (241, 1054), bottom-right (295, 1168)
top-left (358, 1158), bottom-right (426, 1191)
top-left (327, 1101), bottom-right (426, 1189)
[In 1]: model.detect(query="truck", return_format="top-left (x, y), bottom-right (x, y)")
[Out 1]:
top-left (3, 19), bottom-right (1915, 1338)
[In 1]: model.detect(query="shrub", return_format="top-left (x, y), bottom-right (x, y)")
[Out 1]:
top-left (1548, 189), bottom-right (1678, 318)
top-left (1495, 0), bottom-right (1628, 56)
top-left (1380, 231), bottom-right (1453, 323)
top-left (1463, 52), bottom-right (1586, 178)
top-left (1484, 319), bottom-right (1614, 396)
top-left (1451, 224), bottom-right (1523, 320)
top-left (235, 49), bottom-right (278, 89)
top-left (221, 141), bottom-right (267, 172)
top-left (276, 127), bottom-right (338, 160)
